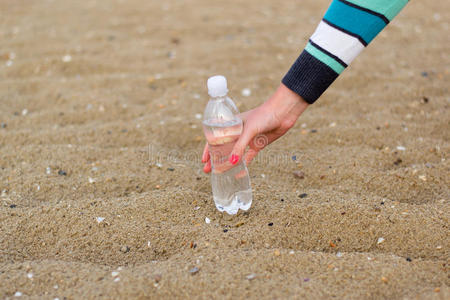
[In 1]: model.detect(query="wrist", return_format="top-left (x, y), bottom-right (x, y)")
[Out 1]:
top-left (265, 83), bottom-right (309, 122)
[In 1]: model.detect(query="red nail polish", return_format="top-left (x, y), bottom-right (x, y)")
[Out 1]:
top-left (230, 154), bottom-right (239, 165)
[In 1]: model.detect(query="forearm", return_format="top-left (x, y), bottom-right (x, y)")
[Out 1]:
top-left (283, 0), bottom-right (409, 104)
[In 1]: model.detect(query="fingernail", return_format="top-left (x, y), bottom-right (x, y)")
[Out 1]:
top-left (229, 154), bottom-right (239, 165)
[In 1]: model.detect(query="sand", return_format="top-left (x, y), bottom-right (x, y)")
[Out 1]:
top-left (0, 0), bottom-right (449, 299)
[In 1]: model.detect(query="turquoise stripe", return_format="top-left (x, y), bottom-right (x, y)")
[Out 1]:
top-left (324, 0), bottom-right (387, 43)
top-left (345, 0), bottom-right (408, 21)
top-left (305, 42), bottom-right (345, 74)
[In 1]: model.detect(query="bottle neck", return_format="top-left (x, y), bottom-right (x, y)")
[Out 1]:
top-left (210, 95), bottom-right (227, 102)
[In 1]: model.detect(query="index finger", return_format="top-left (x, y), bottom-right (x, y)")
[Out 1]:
top-left (201, 143), bottom-right (210, 163)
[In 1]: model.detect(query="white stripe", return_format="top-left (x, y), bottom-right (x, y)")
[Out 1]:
top-left (310, 21), bottom-right (365, 65)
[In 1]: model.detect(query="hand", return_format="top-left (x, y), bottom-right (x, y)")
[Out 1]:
top-left (202, 83), bottom-right (309, 173)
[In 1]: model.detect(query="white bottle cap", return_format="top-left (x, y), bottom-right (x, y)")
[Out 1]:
top-left (207, 75), bottom-right (228, 97)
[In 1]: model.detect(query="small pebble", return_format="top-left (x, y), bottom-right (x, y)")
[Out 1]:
top-left (268, 222), bottom-right (273, 226)
top-left (21, 109), bottom-right (28, 116)
top-left (406, 257), bottom-right (412, 262)
top-left (377, 237), bottom-right (385, 244)
top-left (418, 175), bottom-right (427, 181)
top-left (223, 229), bottom-right (228, 233)
top-left (46, 167), bottom-right (51, 174)
top-left (336, 252), bottom-right (343, 258)
top-left (293, 171), bottom-right (305, 179)
top-left (120, 246), bottom-right (130, 253)
top-left (154, 274), bottom-right (162, 283)
top-left (10, 204), bottom-right (17, 208)
top-left (62, 54), bottom-right (72, 62)
top-left (189, 267), bottom-right (199, 275)
top-left (88, 177), bottom-right (95, 183)
top-left (329, 122), bottom-right (336, 127)
top-left (27, 273), bottom-right (33, 279)
top-left (274, 249), bottom-right (281, 256)
top-left (0, 123), bottom-right (6, 128)
top-left (246, 273), bottom-right (256, 280)
top-left (396, 146), bottom-right (406, 151)
top-left (421, 71), bottom-right (428, 77)
top-left (14, 291), bottom-right (22, 297)
top-left (235, 221), bottom-right (245, 228)
top-left (393, 158), bottom-right (402, 165)
top-left (167, 50), bottom-right (176, 59)
top-left (381, 276), bottom-right (388, 283)
top-left (111, 271), bottom-right (119, 277)
top-left (205, 217), bottom-right (211, 224)
top-left (291, 155), bottom-right (296, 161)
top-left (167, 167), bottom-right (175, 171)
top-left (241, 88), bottom-right (251, 97)
top-left (310, 129), bottom-right (317, 133)
top-left (303, 278), bottom-right (310, 282)
top-left (289, 250), bottom-right (295, 255)
top-left (421, 96), bottom-right (429, 103)
top-left (96, 217), bottom-right (105, 223)
top-left (114, 277), bottom-right (120, 282)
top-left (195, 113), bottom-right (202, 119)
top-left (6, 60), bottom-right (13, 67)
top-left (58, 170), bottom-right (67, 176)
top-left (299, 193), bottom-right (308, 198)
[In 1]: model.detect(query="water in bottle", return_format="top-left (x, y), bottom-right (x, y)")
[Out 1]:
top-left (202, 75), bottom-right (252, 214)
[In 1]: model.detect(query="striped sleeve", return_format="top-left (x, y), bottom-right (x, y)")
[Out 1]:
top-left (282, 0), bottom-right (409, 104)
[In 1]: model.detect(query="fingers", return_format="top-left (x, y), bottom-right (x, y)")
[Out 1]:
top-left (202, 143), bottom-right (211, 173)
top-left (201, 143), bottom-right (209, 163)
top-left (244, 131), bottom-right (282, 166)
top-left (229, 125), bottom-right (256, 166)
top-left (243, 148), bottom-right (259, 165)
top-left (203, 160), bottom-right (211, 173)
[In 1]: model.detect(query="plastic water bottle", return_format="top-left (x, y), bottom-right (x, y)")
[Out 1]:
top-left (202, 75), bottom-right (252, 214)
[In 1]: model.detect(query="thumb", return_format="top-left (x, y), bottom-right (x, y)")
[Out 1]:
top-left (229, 124), bottom-right (256, 165)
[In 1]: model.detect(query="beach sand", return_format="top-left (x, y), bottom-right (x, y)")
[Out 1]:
top-left (0, 0), bottom-right (449, 298)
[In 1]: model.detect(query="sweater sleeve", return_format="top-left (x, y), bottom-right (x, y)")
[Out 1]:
top-left (282, 0), bottom-right (409, 104)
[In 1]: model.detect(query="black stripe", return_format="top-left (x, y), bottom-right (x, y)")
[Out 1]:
top-left (309, 39), bottom-right (348, 68)
top-left (338, 0), bottom-right (390, 25)
top-left (282, 50), bottom-right (340, 104)
top-left (322, 18), bottom-right (368, 47)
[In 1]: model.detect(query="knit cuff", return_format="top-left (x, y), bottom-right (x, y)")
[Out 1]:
top-left (282, 50), bottom-right (340, 104)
